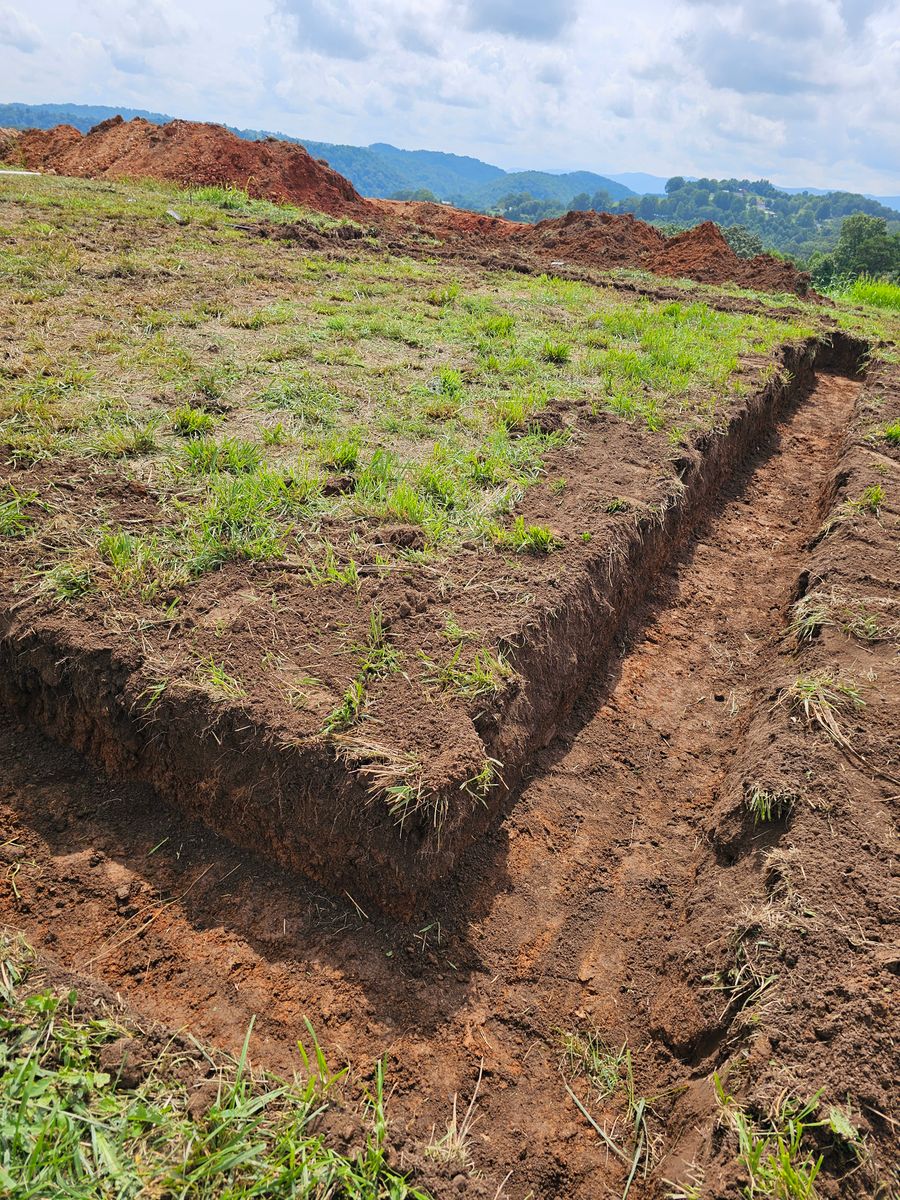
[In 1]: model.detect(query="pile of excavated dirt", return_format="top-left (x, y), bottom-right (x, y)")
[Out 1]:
top-left (520, 208), bottom-right (665, 264)
top-left (15, 116), bottom-right (369, 218)
top-left (515, 211), bottom-right (811, 294)
top-left (375, 197), bottom-right (518, 241)
top-left (8, 117), bottom-right (811, 294)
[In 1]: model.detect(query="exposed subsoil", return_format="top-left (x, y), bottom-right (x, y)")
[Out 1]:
top-left (5, 117), bottom-right (811, 293)
top-left (10, 117), bottom-right (369, 218)
top-left (4, 370), bottom-right (895, 1195)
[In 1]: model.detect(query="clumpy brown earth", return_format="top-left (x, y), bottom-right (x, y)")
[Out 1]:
top-left (3, 361), bottom-right (898, 1195)
top-left (9, 117), bottom-right (368, 217)
top-left (3, 116), bottom-right (811, 293)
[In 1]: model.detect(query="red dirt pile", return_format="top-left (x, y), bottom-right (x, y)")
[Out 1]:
top-left (516, 210), bottom-right (810, 293)
top-left (521, 209), bottom-right (665, 264)
top-left (15, 116), bottom-right (370, 218)
top-left (376, 197), bottom-right (518, 241)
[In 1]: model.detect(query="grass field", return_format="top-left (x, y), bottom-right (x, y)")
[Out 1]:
top-left (0, 172), bottom-right (823, 606)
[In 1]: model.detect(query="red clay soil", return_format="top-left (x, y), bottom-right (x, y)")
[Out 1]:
top-left (516, 211), bottom-right (810, 293)
top-left (377, 205), bottom-right (811, 294)
top-left (8, 117), bottom-right (811, 293)
top-left (14, 116), bottom-right (370, 218)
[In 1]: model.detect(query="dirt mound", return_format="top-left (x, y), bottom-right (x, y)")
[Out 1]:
top-left (376, 198), bottom-right (518, 241)
top-left (14, 123), bottom-right (82, 165)
top-left (17, 116), bottom-right (369, 217)
top-left (512, 211), bottom-right (811, 294)
top-left (647, 221), bottom-right (809, 293)
top-left (519, 209), bottom-right (666, 265)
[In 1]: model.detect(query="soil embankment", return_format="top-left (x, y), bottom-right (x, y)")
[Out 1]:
top-left (7, 116), bottom-right (812, 293)
top-left (0, 341), bottom-right (853, 914)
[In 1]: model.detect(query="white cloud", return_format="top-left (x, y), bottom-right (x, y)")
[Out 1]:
top-left (2, 0), bottom-right (898, 194)
top-left (0, 4), bottom-right (42, 51)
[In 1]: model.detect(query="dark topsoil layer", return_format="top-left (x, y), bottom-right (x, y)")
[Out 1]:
top-left (0, 333), bottom-right (869, 917)
top-left (4, 117), bottom-right (812, 295)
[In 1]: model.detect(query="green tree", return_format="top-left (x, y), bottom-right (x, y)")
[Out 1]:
top-left (590, 188), bottom-right (613, 211)
top-left (723, 226), bottom-right (765, 259)
top-left (808, 250), bottom-right (836, 287)
top-left (388, 187), bottom-right (440, 202)
top-left (832, 214), bottom-right (899, 279)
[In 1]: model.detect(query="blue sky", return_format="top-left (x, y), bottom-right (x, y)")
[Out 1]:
top-left (1, 0), bottom-right (899, 192)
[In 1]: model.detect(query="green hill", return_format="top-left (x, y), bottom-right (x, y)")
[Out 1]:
top-left (0, 101), bottom-right (175, 130)
top-left (464, 169), bottom-right (633, 208)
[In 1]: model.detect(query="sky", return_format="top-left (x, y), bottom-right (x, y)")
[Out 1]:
top-left (1, 0), bottom-right (899, 193)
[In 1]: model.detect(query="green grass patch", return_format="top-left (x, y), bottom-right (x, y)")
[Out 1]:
top-left (840, 276), bottom-right (900, 312)
top-left (0, 485), bottom-right (37, 537)
top-left (0, 933), bottom-right (427, 1199)
top-left (494, 516), bottom-right (561, 554)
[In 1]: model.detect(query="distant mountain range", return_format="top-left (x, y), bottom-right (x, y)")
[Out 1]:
top-left (1, 101), bottom-right (898, 214)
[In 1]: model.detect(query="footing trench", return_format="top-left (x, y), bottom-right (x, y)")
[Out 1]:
top-left (3, 362), bottom-right (897, 1196)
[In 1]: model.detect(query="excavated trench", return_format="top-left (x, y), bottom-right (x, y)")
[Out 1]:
top-left (0, 337), bottom-right (866, 913)
top-left (0, 355), bottom-right (867, 1196)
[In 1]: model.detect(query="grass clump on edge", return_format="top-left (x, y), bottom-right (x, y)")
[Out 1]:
top-left (420, 644), bottom-right (512, 700)
top-left (323, 678), bottom-right (367, 734)
top-left (745, 786), bottom-right (796, 825)
top-left (847, 484), bottom-right (885, 516)
top-left (775, 671), bottom-right (864, 751)
top-left (0, 932), bottom-right (428, 1199)
top-left (841, 276), bottom-right (900, 312)
top-left (494, 516), bottom-right (562, 554)
top-left (713, 1073), bottom-right (823, 1200)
